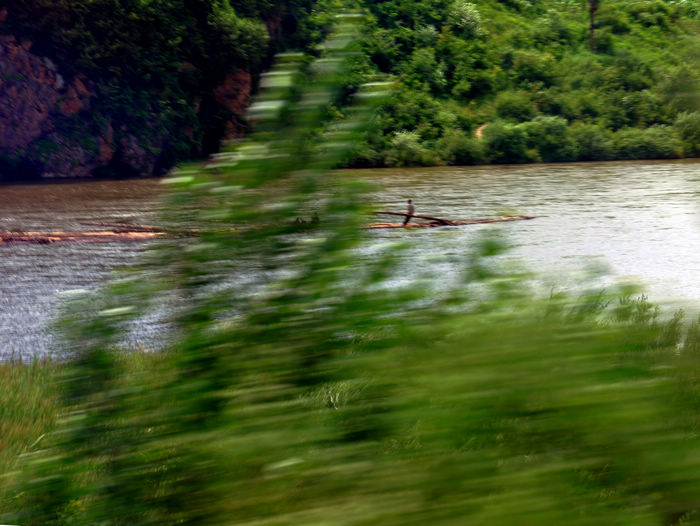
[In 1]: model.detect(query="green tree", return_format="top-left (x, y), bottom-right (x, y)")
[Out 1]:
top-left (483, 120), bottom-right (538, 163)
top-left (447, 0), bottom-right (483, 38)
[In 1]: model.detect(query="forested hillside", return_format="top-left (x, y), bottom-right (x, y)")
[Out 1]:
top-left (1, 0), bottom-right (699, 179)
top-left (345, 0), bottom-right (700, 166)
top-left (0, 0), bottom-right (319, 180)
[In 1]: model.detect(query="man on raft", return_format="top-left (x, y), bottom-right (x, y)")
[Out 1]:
top-left (403, 199), bottom-right (415, 226)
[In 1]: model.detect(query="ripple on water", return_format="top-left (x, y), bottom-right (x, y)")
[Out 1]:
top-left (1, 178), bottom-right (162, 359)
top-left (2, 160), bottom-right (700, 359)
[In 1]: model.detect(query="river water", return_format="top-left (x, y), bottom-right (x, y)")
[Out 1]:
top-left (0, 179), bottom-right (161, 359)
top-left (1, 160), bottom-right (698, 359)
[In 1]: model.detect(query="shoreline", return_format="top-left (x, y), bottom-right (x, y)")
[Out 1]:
top-left (2, 157), bottom-right (699, 187)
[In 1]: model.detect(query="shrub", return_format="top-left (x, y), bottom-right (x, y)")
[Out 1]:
top-left (569, 122), bottom-right (614, 161)
top-left (363, 28), bottom-right (402, 73)
top-left (384, 130), bottom-right (433, 166)
top-left (591, 26), bottom-right (614, 54)
top-left (402, 48), bottom-right (447, 94)
top-left (347, 141), bottom-right (384, 168)
top-left (451, 79), bottom-right (473, 100)
top-left (438, 129), bottom-right (486, 165)
top-left (414, 24), bottom-right (439, 47)
top-left (607, 52), bottom-right (655, 91)
top-left (658, 66), bottom-right (700, 113)
top-left (597, 5), bottom-right (632, 34)
top-left (521, 116), bottom-right (577, 162)
top-left (510, 49), bottom-right (558, 86)
top-left (495, 91), bottom-right (538, 122)
top-left (673, 111), bottom-right (700, 156)
top-left (613, 125), bottom-right (682, 160)
top-left (531, 12), bottom-right (576, 49)
top-left (673, 0), bottom-right (700, 18)
top-left (628, 0), bottom-right (677, 30)
top-left (619, 89), bottom-right (667, 128)
top-left (469, 68), bottom-right (505, 97)
top-left (381, 89), bottom-right (443, 132)
top-left (533, 88), bottom-right (580, 120)
top-left (483, 120), bottom-right (539, 163)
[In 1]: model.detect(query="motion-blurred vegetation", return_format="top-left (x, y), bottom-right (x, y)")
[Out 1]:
top-left (2, 10), bottom-right (700, 526)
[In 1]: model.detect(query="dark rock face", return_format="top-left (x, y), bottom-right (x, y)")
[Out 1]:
top-left (0, 34), bottom-right (94, 178)
top-left (0, 33), bottom-right (252, 179)
top-left (213, 69), bottom-right (252, 139)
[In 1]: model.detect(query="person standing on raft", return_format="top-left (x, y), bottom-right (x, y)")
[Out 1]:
top-left (403, 199), bottom-right (415, 226)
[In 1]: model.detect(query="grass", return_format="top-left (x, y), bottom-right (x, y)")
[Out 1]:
top-left (2, 304), bottom-right (700, 523)
top-left (0, 350), bottom-right (176, 517)
top-left (0, 357), bottom-right (57, 512)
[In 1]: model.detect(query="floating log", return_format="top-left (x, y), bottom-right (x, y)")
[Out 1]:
top-left (0, 230), bottom-right (165, 245)
top-left (366, 215), bottom-right (535, 229)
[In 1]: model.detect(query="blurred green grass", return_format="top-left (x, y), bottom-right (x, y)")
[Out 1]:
top-left (3, 295), bottom-right (700, 524)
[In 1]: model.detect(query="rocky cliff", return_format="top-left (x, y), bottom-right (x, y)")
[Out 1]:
top-left (0, 31), bottom-right (253, 180)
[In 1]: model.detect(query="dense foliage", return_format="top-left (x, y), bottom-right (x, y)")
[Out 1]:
top-left (0, 0), bottom-right (318, 174)
top-left (3, 0), bottom-right (699, 175)
top-left (2, 0), bottom-right (698, 175)
top-left (343, 0), bottom-right (700, 166)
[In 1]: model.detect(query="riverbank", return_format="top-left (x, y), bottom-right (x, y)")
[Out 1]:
top-left (0, 356), bottom-right (57, 513)
top-left (0, 350), bottom-right (169, 516)
top-left (2, 292), bottom-right (700, 523)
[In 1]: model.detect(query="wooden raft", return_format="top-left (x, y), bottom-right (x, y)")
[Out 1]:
top-left (366, 211), bottom-right (535, 229)
top-left (1, 230), bottom-right (165, 245)
top-left (1, 213), bottom-right (535, 244)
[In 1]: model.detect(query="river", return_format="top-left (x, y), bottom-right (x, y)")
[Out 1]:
top-left (1, 159), bottom-right (698, 359)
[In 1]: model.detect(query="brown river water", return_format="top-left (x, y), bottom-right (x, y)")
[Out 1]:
top-left (1, 159), bottom-right (699, 359)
